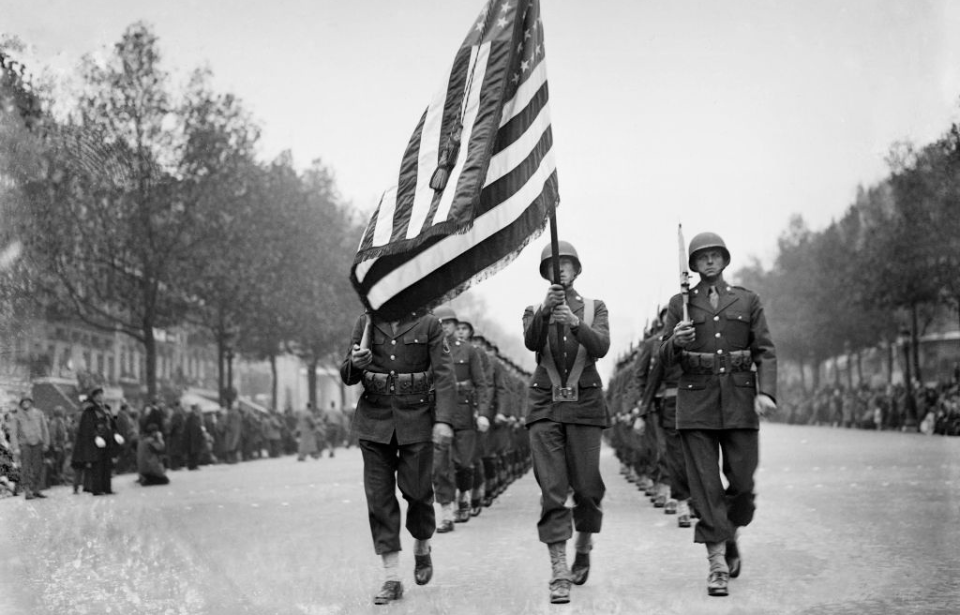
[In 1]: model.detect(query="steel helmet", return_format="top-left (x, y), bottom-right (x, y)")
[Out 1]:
top-left (434, 306), bottom-right (458, 323)
top-left (539, 240), bottom-right (582, 281)
top-left (457, 318), bottom-right (475, 336)
top-left (688, 232), bottom-right (730, 270)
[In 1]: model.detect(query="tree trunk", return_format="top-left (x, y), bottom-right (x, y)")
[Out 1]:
top-left (307, 357), bottom-right (319, 410)
top-left (855, 350), bottom-right (863, 387)
top-left (834, 356), bottom-right (841, 387)
top-left (270, 353), bottom-right (278, 411)
top-left (911, 302), bottom-right (922, 384)
top-left (811, 355), bottom-right (821, 391)
top-left (886, 340), bottom-right (894, 384)
top-left (143, 323), bottom-right (158, 400)
top-left (217, 337), bottom-right (226, 405)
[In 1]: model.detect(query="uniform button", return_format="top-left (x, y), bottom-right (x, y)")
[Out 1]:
top-left (719, 367), bottom-right (726, 373)
top-left (391, 340), bottom-right (396, 345)
top-left (390, 386), bottom-right (395, 392)
top-left (390, 354), bottom-right (396, 360)
top-left (717, 349), bottom-right (723, 354)
top-left (687, 384), bottom-right (693, 389)
top-left (414, 339), bottom-right (418, 342)
top-left (390, 371), bottom-right (396, 376)
top-left (713, 316), bottom-right (720, 322)
top-left (563, 336), bottom-right (568, 341)
top-left (715, 332), bottom-right (721, 338)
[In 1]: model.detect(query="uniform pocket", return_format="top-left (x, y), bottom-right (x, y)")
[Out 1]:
top-left (732, 372), bottom-right (755, 388)
top-left (679, 374), bottom-right (710, 391)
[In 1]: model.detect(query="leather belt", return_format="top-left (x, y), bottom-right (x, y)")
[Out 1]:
top-left (362, 370), bottom-right (432, 395)
top-left (681, 350), bottom-right (752, 375)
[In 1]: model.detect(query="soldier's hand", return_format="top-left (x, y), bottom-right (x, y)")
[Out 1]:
top-left (754, 393), bottom-right (777, 418)
top-left (494, 412), bottom-right (509, 425)
top-left (94, 436), bottom-right (106, 449)
top-left (476, 416), bottom-right (490, 433)
top-left (543, 284), bottom-right (565, 311)
top-left (632, 417), bottom-right (646, 436)
top-left (672, 320), bottom-right (695, 349)
top-left (350, 345), bottom-right (373, 369)
top-left (114, 433), bottom-right (125, 446)
top-left (552, 304), bottom-right (580, 328)
top-left (432, 422), bottom-right (453, 446)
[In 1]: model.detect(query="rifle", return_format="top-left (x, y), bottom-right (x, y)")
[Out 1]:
top-left (678, 224), bottom-right (690, 322)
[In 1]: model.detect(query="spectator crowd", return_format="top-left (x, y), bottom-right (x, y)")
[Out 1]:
top-left (0, 389), bottom-right (353, 500)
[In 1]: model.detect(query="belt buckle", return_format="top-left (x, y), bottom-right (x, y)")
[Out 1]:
top-left (552, 385), bottom-right (579, 402)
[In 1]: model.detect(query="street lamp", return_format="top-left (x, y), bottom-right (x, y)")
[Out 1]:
top-left (898, 325), bottom-right (918, 430)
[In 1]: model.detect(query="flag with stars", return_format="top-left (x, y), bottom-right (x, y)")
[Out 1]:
top-left (350, 0), bottom-right (559, 320)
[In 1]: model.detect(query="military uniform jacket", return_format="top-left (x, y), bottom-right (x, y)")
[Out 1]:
top-left (448, 338), bottom-right (491, 430)
top-left (340, 311), bottom-right (457, 445)
top-left (660, 280), bottom-right (777, 430)
top-left (523, 287), bottom-right (611, 427)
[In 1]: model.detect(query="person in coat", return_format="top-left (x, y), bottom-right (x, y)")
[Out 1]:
top-left (184, 404), bottom-right (205, 470)
top-left (660, 231), bottom-right (777, 597)
top-left (223, 403), bottom-right (242, 464)
top-left (296, 404), bottom-right (320, 460)
top-left (340, 307), bottom-right (457, 605)
top-left (10, 397), bottom-right (50, 500)
top-left (523, 240), bottom-right (610, 604)
top-left (71, 388), bottom-right (123, 496)
top-left (137, 423), bottom-right (169, 485)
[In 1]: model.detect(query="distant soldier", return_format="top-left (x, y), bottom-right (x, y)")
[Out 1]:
top-left (455, 318), bottom-right (495, 516)
top-left (340, 308), bottom-right (457, 605)
top-left (523, 240), bottom-right (610, 604)
top-left (660, 232), bottom-right (777, 597)
top-left (431, 306), bottom-right (489, 529)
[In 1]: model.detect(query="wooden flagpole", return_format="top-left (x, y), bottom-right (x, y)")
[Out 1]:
top-left (549, 213), bottom-right (568, 387)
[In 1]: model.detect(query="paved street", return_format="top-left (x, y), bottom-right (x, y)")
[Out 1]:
top-left (2, 423), bottom-right (959, 615)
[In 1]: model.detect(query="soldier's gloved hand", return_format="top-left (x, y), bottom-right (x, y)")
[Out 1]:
top-left (350, 345), bottom-right (373, 369)
top-left (754, 394), bottom-right (777, 418)
top-left (476, 416), bottom-right (490, 433)
top-left (432, 422), bottom-right (453, 446)
top-left (672, 320), bottom-right (695, 349)
top-left (543, 284), bottom-right (566, 311)
top-left (552, 304), bottom-right (580, 328)
top-left (495, 412), bottom-right (509, 425)
top-left (632, 417), bottom-right (646, 435)
top-left (114, 433), bottom-right (125, 446)
top-left (94, 436), bottom-right (106, 448)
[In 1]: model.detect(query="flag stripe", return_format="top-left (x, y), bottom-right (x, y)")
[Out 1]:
top-left (501, 58), bottom-right (548, 127)
top-left (485, 103), bottom-right (551, 187)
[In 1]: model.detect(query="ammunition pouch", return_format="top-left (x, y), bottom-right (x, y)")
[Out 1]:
top-left (681, 350), bottom-right (752, 375)
top-left (456, 380), bottom-right (477, 405)
top-left (362, 370), bottom-right (432, 395)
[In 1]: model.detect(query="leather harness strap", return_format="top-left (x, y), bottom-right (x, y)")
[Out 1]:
top-left (541, 298), bottom-right (595, 402)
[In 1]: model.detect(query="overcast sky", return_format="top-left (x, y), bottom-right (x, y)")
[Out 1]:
top-left (5, 0), bottom-right (960, 374)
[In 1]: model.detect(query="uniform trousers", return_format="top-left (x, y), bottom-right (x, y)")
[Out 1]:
top-left (433, 428), bottom-right (476, 504)
top-left (361, 435), bottom-right (435, 555)
top-left (680, 428), bottom-right (757, 544)
top-left (659, 398), bottom-right (689, 501)
top-left (19, 443), bottom-right (44, 495)
top-left (529, 420), bottom-right (605, 544)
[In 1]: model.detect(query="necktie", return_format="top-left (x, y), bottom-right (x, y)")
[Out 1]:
top-left (709, 285), bottom-right (719, 309)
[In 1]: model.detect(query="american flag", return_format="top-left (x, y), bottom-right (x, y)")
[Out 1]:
top-left (350, 0), bottom-right (558, 320)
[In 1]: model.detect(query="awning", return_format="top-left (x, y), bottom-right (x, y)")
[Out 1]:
top-left (181, 390), bottom-right (222, 413)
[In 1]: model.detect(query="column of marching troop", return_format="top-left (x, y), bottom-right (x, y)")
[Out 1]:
top-left (607, 311), bottom-right (696, 529)
top-left (431, 306), bottom-right (533, 533)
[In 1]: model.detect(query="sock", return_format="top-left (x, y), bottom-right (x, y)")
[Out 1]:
top-left (441, 502), bottom-right (454, 522)
top-left (575, 531), bottom-right (593, 554)
top-left (382, 551), bottom-right (400, 582)
top-left (414, 539), bottom-right (430, 556)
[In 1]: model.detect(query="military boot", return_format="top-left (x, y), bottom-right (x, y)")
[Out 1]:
top-left (570, 532), bottom-right (593, 585)
top-left (676, 499), bottom-right (692, 528)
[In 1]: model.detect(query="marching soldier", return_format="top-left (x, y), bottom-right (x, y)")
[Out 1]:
top-left (432, 306), bottom-right (490, 530)
top-left (455, 318), bottom-right (494, 516)
top-left (641, 309), bottom-right (693, 527)
top-left (523, 240), bottom-right (610, 604)
top-left (340, 308), bottom-right (458, 605)
top-left (660, 232), bottom-right (777, 597)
